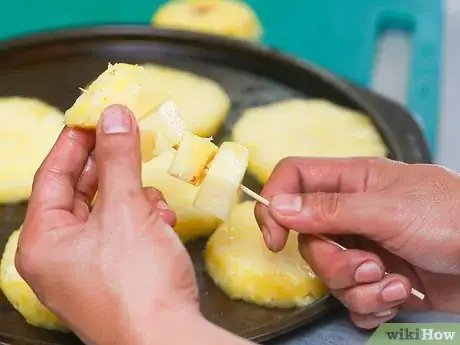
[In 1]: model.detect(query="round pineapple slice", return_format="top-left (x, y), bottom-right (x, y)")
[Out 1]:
top-left (0, 230), bottom-right (68, 331)
top-left (142, 150), bottom-right (239, 242)
top-left (205, 201), bottom-right (328, 308)
top-left (232, 99), bottom-right (389, 184)
top-left (142, 64), bottom-right (231, 137)
top-left (152, 0), bottom-right (262, 41)
top-left (0, 97), bottom-right (64, 203)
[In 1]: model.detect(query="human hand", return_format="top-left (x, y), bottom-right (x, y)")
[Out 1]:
top-left (255, 157), bottom-right (460, 329)
top-left (15, 105), bottom-right (200, 345)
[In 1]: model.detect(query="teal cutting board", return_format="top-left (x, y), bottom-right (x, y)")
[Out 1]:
top-left (0, 0), bottom-right (443, 154)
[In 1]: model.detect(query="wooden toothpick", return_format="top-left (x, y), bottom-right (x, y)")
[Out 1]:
top-left (239, 185), bottom-right (425, 301)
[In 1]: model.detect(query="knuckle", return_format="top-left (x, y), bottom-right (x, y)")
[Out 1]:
top-left (15, 246), bottom-right (40, 282)
top-left (342, 289), bottom-right (373, 314)
top-left (317, 193), bottom-right (341, 220)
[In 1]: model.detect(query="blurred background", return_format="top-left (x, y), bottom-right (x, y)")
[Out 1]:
top-left (0, 0), bottom-right (458, 169)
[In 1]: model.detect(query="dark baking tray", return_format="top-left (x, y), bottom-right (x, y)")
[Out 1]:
top-left (0, 26), bottom-right (431, 345)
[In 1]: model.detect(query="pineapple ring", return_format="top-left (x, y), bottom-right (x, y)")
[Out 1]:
top-left (142, 150), bottom-right (240, 242)
top-left (193, 141), bottom-right (249, 220)
top-left (142, 64), bottom-right (231, 138)
top-left (152, 0), bottom-right (263, 42)
top-left (0, 230), bottom-right (68, 331)
top-left (0, 97), bottom-right (64, 203)
top-left (205, 201), bottom-right (329, 308)
top-left (232, 99), bottom-right (389, 184)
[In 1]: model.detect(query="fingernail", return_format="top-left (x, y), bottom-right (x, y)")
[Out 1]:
top-left (157, 200), bottom-right (170, 211)
top-left (271, 194), bottom-right (302, 215)
top-left (261, 226), bottom-right (272, 249)
top-left (355, 261), bottom-right (382, 283)
top-left (382, 281), bottom-right (408, 302)
top-left (374, 310), bottom-right (393, 318)
top-left (101, 105), bottom-right (131, 134)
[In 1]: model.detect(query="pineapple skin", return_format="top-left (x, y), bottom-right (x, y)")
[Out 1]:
top-left (152, 0), bottom-right (263, 42)
top-left (168, 131), bottom-right (218, 185)
top-left (232, 99), bottom-right (389, 184)
top-left (142, 150), bottom-right (239, 242)
top-left (142, 64), bottom-right (230, 138)
top-left (0, 230), bottom-right (68, 331)
top-left (205, 201), bottom-right (329, 308)
top-left (0, 97), bottom-right (64, 203)
top-left (193, 141), bottom-right (249, 220)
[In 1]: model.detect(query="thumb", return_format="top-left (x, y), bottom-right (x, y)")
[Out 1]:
top-left (95, 104), bottom-right (143, 200)
top-left (268, 192), bottom-right (391, 242)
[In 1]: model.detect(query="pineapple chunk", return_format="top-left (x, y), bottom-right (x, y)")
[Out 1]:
top-left (152, 0), bottom-right (263, 42)
top-left (0, 97), bottom-right (64, 203)
top-left (0, 230), bottom-right (68, 331)
top-left (142, 150), bottom-right (240, 242)
top-left (168, 131), bottom-right (218, 185)
top-left (193, 141), bottom-right (248, 220)
top-left (232, 99), bottom-right (388, 184)
top-left (205, 201), bottom-right (329, 308)
top-left (139, 100), bottom-right (187, 162)
top-left (65, 63), bottom-right (156, 128)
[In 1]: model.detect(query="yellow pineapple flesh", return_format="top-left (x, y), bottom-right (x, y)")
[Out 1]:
top-left (168, 131), bottom-right (218, 185)
top-left (139, 100), bottom-right (187, 162)
top-left (0, 230), bottom-right (68, 331)
top-left (205, 201), bottom-right (329, 308)
top-left (152, 0), bottom-right (263, 42)
top-left (0, 97), bottom-right (64, 203)
top-left (142, 150), bottom-right (240, 242)
top-left (193, 141), bottom-right (248, 220)
top-left (64, 63), bottom-right (155, 127)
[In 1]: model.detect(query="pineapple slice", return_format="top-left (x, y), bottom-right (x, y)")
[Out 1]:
top-left (152, 0), bottom-right (263, 42)
top-left (205, 201), bottom-right (329, 308)
top-left (139, 100), bottom-right (187, 162)
top-left (0, 230), bottom-right (68, 331)
top-left (193, 141), bottom-right (249, 220)
top-left (142, 150), bottom-right (240, 242)
top-left (142, 64), bottom-right (231, 137)
top-left (65, 63), bottom-right (156, 128)
top-left (168, 131), bottom-right (218, 185)
top-left (0, 97), bottom-right (64, 203)
top-left (232, 99), bottom-right (389, 184)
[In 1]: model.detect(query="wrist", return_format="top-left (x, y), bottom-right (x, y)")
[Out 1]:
top-left (128, 305), bottom-right (252, 345)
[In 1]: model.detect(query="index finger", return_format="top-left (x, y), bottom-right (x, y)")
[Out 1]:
top-left (254, 156), bottom-right (396, 252)
top-left (28, 127), bottom-right (95, 217)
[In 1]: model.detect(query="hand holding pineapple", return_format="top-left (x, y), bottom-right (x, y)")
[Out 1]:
top-left (11, 105), bottom-right (210, 344)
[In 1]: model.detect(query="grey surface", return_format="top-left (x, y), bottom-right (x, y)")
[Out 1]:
top-left (268, 308), bottom-right (460, 345)
top-left (372, 0), bottom-right (459, 168)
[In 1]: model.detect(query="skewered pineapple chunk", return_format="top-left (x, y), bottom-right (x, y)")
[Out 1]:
top-left (168, 131), bottom-right (218, 186)
top-left (205, 201), bottom-right (329, 308)
top-left (0, 230), bottom-right (67, 331)
top-left (193, 141), bottom-right (249, 220)
top-left (139, 100), bottom-right (187, 162)
top-left (142, 150), bottom-right (240, 242)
